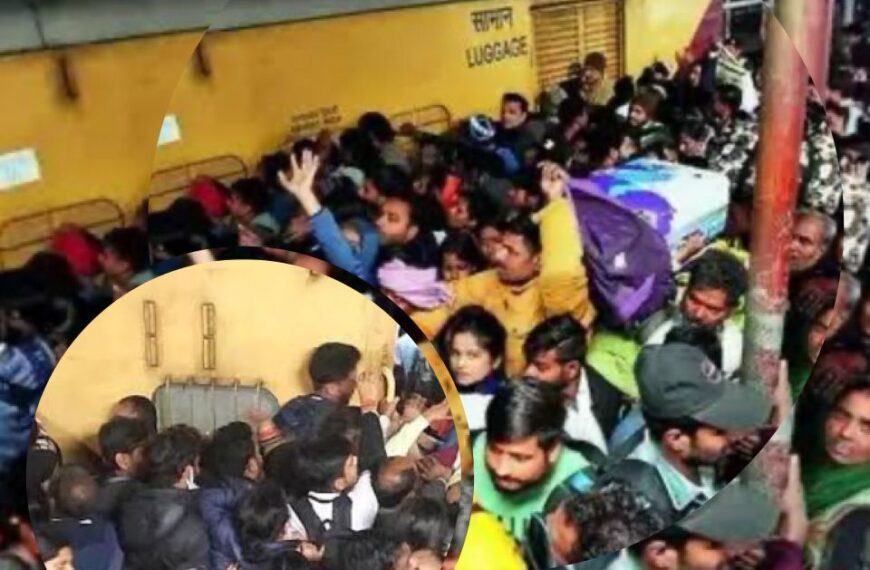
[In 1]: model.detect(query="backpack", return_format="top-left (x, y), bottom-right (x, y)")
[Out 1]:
top-left (568, 180), bottom-right (675, 329)
top-left (585, 427), bottom-right (699, 528)
top-left (288, 494), bottom-right (353, 543)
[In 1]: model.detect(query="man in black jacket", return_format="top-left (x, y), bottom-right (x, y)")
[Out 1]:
top-left (117, 425), bottom-right (209, 570)
top-left (523, 314), bottom-right (630, 458)
top-left (94, 417), bottom-right (149, 522)
top-left (198, 422), bottom-right (263, 570)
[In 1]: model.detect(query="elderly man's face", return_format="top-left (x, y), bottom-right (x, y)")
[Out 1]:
top-left (788, 216), bottom-right (828, 273)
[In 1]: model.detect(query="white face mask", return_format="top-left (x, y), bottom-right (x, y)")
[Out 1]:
top-left (185, 468), bottom-right (199, 491)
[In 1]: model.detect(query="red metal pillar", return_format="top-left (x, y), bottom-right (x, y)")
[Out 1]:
top-left (794, 0), bottom-right (834, 99)
top-left (741, 1), bottom-right (809, 395)
top-left (741, 1), bottom-right (820, 499)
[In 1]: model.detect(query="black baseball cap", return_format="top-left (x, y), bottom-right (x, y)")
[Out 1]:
top-left (636, 343), bottom-right (771, 431)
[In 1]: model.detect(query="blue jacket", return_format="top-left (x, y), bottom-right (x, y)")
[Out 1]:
top-left (309, 209), bottom-right (380, 285)
top-left (199, 478), bottom-right (253, 570)
top-left (41, 517), bottom-right (124, 570)
top-left (0, 338), bottom-right (55, 472)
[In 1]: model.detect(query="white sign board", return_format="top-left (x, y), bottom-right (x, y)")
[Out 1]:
top-left (157, 115), bottom-right (182, 146)
top-left (0, 148), bottom-right (41, 191)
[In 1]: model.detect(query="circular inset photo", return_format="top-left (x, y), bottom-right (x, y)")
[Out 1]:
top-left (27, 258), bottom-right (470, 570)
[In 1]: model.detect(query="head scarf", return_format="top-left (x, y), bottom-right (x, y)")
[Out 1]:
top-left (801, 391), bottom-right (870, 519)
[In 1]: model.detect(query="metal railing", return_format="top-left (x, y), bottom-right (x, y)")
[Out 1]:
top-left (0, 198), bottom-right (124, 269)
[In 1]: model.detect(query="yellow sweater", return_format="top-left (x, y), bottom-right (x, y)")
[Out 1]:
top-left (412, 197), bottom-right (595, 377)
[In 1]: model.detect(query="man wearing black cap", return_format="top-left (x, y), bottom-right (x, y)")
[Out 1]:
top-left (615, 343), bottom-right (771, 522)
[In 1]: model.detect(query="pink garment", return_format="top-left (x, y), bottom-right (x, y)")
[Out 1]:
top-left (377, 260), bottom-right (450, 310)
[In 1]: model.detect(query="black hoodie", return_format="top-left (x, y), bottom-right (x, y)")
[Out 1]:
top-left (118, 486), bottom-right (210, 570)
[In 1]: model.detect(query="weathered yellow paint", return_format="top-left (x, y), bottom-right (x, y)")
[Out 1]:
top-left (0, 32), bottom-right (203, 220)
top-left (154, 0), bottom-right (538, 170)
top-left (1, 0), bottom-right (713, 225)
top-left (36, 260), bottom-right (406, 460)
top-left (623, 0), bottom-right (712, 74)
top-left (157, 0), bottom-right (711, 171)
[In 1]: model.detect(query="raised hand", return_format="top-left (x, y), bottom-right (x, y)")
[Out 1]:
top-left (538, 161), bottom-right (569, 202)
top-left (238, 223), bottom-right (264, 248)
top-left (276, 149), bottom-right (323, 216)
top-left (778, 454), bottom-right (809, 544)
top-left (417, 455), bottom-right (452, 483)
top-left (423, 399), bottom-right (452, 423)
top-left (279, 149), bottom-right (320, 194)
top-left (296, 541), bottom-right (325, 562)
top-left (358, 371), bottom-right (386, 414)
top-left (770, 360), bottom-right (793, 427)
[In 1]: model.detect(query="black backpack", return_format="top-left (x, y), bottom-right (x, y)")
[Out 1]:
top-left (288, 494), bottom-right (354, 543)
top-left (588, 426), bottom-right (702, 527)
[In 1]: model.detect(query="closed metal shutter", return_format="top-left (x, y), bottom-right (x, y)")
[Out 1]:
top-left (530, 0), bottom-right (623, 91)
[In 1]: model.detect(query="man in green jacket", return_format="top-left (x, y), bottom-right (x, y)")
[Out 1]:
top-left (473, 379), bottom-right (590, 545)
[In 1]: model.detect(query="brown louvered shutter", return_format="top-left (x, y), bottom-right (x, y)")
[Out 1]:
top-left (530, 0), bottom-right (624, 92)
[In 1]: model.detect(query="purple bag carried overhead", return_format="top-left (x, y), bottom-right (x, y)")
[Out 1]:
top-left (569, 179), bottom-right (675, 329)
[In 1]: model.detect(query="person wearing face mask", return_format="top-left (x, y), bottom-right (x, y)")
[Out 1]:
top-left (198, 423), bottom-right (265, 570)
top-left (231, 479), bottom-right (316, 570)
top-left (117, 425), bottom-right (210, 570)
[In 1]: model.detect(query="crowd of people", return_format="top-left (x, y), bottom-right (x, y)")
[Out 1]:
top-left (3, 340), bottom-right (469, 570)
top-left (0, 14), bottom-right (868, 570)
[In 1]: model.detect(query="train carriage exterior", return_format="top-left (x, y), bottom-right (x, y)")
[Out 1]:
top-left (0, 0), bottom-right (739, 267)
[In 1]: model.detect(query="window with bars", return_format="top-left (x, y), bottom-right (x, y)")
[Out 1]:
top-left (530, 0), bottom-right (624, 92)
top-left (724, 0), bottom-right (769, 52)
top-left (153, 378), bottom-right (281, 435)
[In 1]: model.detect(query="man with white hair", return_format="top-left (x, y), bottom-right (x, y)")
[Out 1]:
top-left (788, 209), bottom-right (838, 277)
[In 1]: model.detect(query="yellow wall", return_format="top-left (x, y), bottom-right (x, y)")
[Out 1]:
top-left (0, 32), bottom-right (202, 221)
top-left (623, 0), bottom-right (712, 74)
top-left (1, 0), bottom-right (713, 222)
top-left (156, 0), bottom-right (713, 172)
top-left (154, 0), bottom-right (538, 171)
top-left (36, 260), bottom-right (404, 459)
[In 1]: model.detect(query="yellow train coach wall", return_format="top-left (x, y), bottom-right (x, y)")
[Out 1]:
top-left (155, 0), bottom-right (714, 172)
top-left (0, 32), bottom-right (203, 220)
top-left (36, 261), bottom-right (400, 461)
top-left (623, 0), bottom-right (714, 74)
top-left (0, 0), bottom-right (714, 225)
top-left (153, 0), bottom-right (539, 171)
